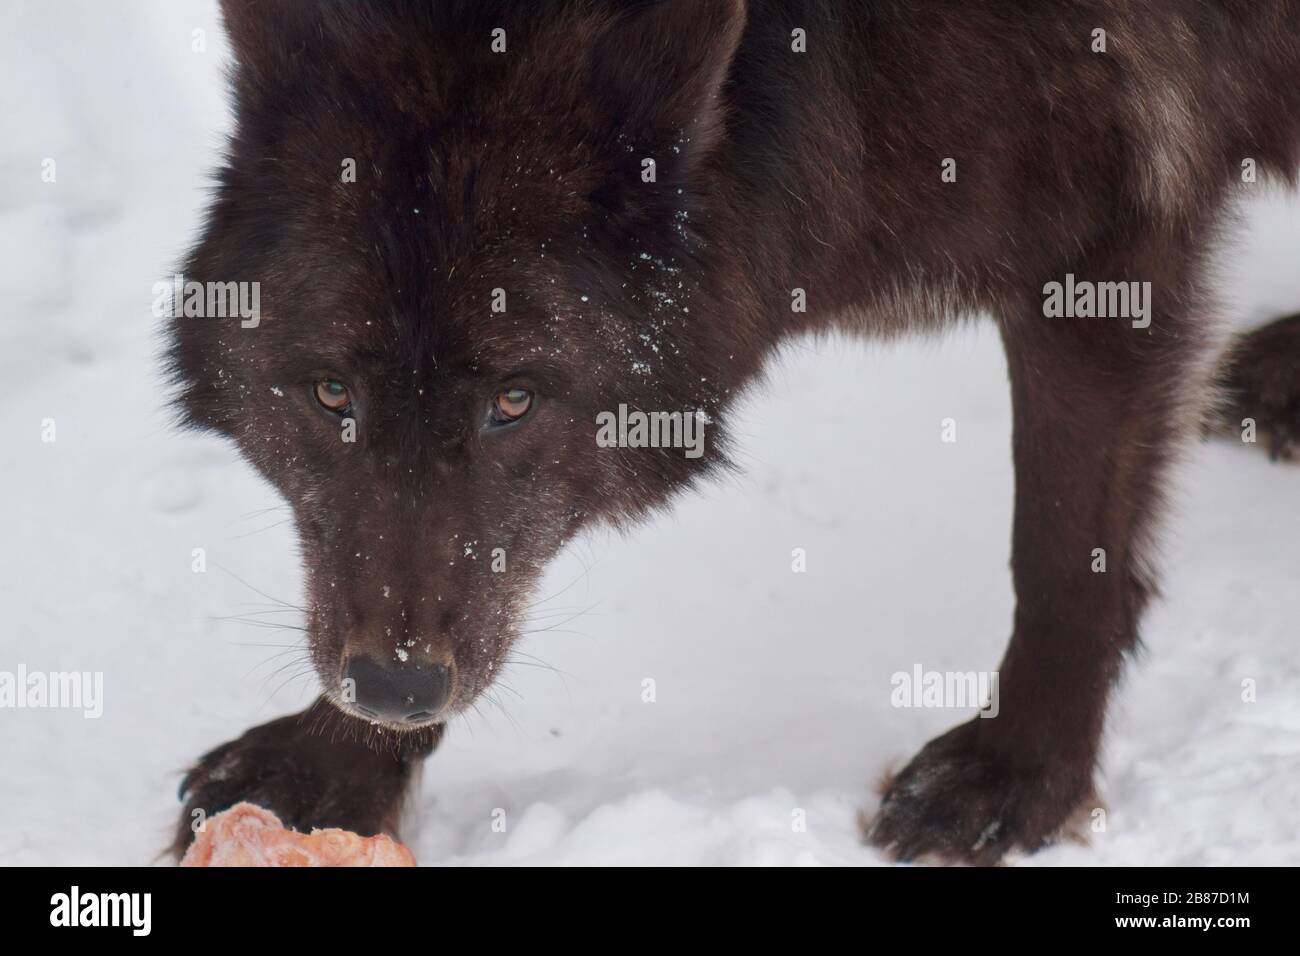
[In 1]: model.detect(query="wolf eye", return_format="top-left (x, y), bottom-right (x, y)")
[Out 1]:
top-left (491, 387), bottom-right (533, 425)
top-left (315, 379), bottom-right (352, 413)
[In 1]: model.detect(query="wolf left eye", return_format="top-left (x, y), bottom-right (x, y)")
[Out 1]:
top-left (490, 387), bottom-right (533, 425)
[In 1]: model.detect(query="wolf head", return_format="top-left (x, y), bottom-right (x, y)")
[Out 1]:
top-left (167, 0), bottom-right (759, 727)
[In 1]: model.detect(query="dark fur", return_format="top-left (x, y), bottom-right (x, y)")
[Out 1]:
top-left (167, 0), bottom-right (1300, 863)
top-left (1217, 312), bottom-right (1300, 458)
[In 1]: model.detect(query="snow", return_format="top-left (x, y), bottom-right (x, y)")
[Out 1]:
top-left (2, 1), bottom-right (1299, 866)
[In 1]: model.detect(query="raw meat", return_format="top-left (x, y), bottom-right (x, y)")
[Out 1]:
top-left (180, 803), bottom-right (415, 867)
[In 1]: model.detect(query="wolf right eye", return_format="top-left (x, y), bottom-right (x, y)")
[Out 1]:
top-left (315, 379), bottom-right (352, 413)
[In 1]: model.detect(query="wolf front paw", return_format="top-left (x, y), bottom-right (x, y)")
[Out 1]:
top-left (171, 697), bottom-right (439, 860)
top-left (863, 718), bottom-right (1093, 865)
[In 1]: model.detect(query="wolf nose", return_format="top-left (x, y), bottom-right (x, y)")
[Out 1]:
top-left (342, 655), bottom-right (451, 723)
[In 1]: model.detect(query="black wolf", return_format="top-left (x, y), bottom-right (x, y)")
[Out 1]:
top-left (167, 0), bottom-right (1300, 863)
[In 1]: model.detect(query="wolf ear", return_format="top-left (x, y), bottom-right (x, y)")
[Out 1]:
top-left (587, 0), bottom-right (747, 181)
top-left (219, 0), bottom-right (324, 75)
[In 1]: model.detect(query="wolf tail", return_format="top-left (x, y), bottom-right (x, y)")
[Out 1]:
top-left (1212, 313), bottom-right (1300, 460)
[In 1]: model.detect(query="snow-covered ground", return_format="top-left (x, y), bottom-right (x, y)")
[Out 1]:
top-left (2, 1), bottom-right (1298, 866)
